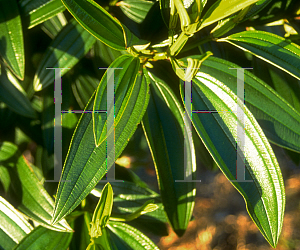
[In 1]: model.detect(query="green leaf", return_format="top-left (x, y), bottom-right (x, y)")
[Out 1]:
top-left (52, 55), bottom-right (150, 224)
top-left (94, 181), bottom-right (167, 223)
top-left (117, 0), bottom-right (154, 24)
top-left (90, 183), bottom-right (114, 238)
top-left (200, 0), bottom-right (259, 30)
top-left (0, 197), bottom-right (33, 250)
top-left (0, 142), bottom-right (73, 232)
top-left (0, 0), bottom-right (25, 80)
top-left (14, 226), bottom-right (73, 250)
top-left (19, 0), bottom-right (66, 29)
top-left (93, 55), bottom-right (140, 146)
top-left (219, 30), bottom-right (300, 80)
top-left (185, 72), bottom-right (285, 247)
top-left (41, 13), bottom-right (68, 38)
top-left (72, 74), bottom-right (99, 109)
top-left (61, 0), bottom-right (126, 50)
top-left (188, 55), bottom-right (300, 152)
top-left (110, 199), bottom-right (158, 222)
top-left (107, 221), bottom-right (159, 250)
top-left (142, 70), bottom-right (196, 236)
top-left (33, 18), bottom-right (96, 91)
top-left (0, 70), bottom-right (36, 119)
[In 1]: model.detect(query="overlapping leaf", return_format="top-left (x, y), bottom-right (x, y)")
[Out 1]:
top-left (0, 197), bottom-right (33, 250)
top-left (61, 0), bottom-right (126, 50)
top-left (0, 142), bottom-right (73, 232)
top-left (200, 0), bottom-right (259, 30)
top-left (118, 0), bottom-right (154, 24)
top-left (183, 71), bottom-right (285, 247)
top-left (142, 70), bottom-right (196, 236)
top-left (0, 0), bottom-right (25, 80)
top-left (33, 18), bottom-right (96, 91)
top-left (185, 55), bottom-right (300, 152)
top-left (219, 30), bottom-right (300, 80)
top-left (14, 226), bottom-right (73, 250)
top-left (0, 70), bottom-right (36, 119)
top-left (52, 54), bottom-right (150, 224)
top-left (19, 0), bottom-right (66, 29)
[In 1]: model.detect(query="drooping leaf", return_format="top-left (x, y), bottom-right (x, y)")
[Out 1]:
top-left (61, 0), bottom-right (126, 50)
top-left (0, 197), bottom-right (33, 250)
top-left (0, 70), bottom-right (36, 119)
top-left (184, 71), bottom-right (285, 247)
top-left (33, 18), bottom-right (97, 91)
top-left (200, 0), bottom-right (259, 30)
top-left (14, 226), bottom-right (73, 250)
top-left (218, 30), bottom-right (300, 80)
top-left (19, 0), bottom-right (66, 29)
top-left (184, 55), bottom-right (300, 152)
top-left (52, 55), bottom-right (150, 224)
top-left (0, 0), bottom-right (25, 80)
top-left (142, 69), bottom-right (196, 236)
top-left (0, 142), bottom-right (73, 232)
top-left (117, 0), bottom-right (154, 24)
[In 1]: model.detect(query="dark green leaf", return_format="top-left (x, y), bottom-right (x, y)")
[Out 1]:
top-left (118, 0), bottom-right (154, 23)
top-left (19, 0), bottom-right (66, 29)
top-left (14, 226), bottom-right (73, 250)
top-left (187, 55), bottom-right (300, 152)
top-left (142, 70), bottom-right (196, 236)
top-left (219, 30), bottom-right (300, 80)
top-left (52, 55), bottom-right (150, 224)
top-left (185, 71), bottom-right (285, 247)
top-left (0, 0), bottom-right (25, 80)
top-left (107, 221), bottom-right (159, 250)
top-left (33, 18), bottom-right (97, 91)
top-left (0, 70), bottom-right (36, 119)
top-left (61, 0), bottom-right (126, 50)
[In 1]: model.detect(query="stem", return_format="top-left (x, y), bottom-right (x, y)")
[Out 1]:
top-left (169, 32), bottom-right (190, 56)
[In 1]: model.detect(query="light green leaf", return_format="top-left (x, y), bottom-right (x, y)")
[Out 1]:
top-left (0, 142), bottom-right (73, 233)
top-left (110, 199), bottom-right (158, 222)
top-left (117, 0), bottom-right (154, 24)
top-left (52, 55), bottom-right (150, 224)
top-left (219, 30), bottom-right (300, 80)
top-left (185, 72), bottom-right (285, 247)
top-left (142, 70), bottom-right (196, 236)
top-left (33, 18), bottom-right (97, 91)
top-left (107, 221), bottom-right (159, 250)
top-left (0, 0), bottom-right (25, 80)
top-left (19, 0), bottom-right (66, 29)
top-left (14, 226), bottom-right (73, 250)
top-left (188, 55), bottom-right (300, 152)
top-left (90, 183), bottom-right (114, 238)
top-left (200, 0), bottom-right (259, 30)
top-left (94, 181), bottom-right (167, 223)
top-left (61, 0), bottom-right (126, 50)
top-left (0, 70), bottom-right (36, 118)
top-left (0, 197), bottom-right (33, 250)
